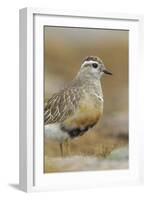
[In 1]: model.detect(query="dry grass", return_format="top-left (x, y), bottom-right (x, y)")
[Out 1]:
top-left (44, 131), bottom-right (127, 157)
top-left (44, 154), bottom-right (128, 173)
top-left (44, 129), bottom-right (128, 173)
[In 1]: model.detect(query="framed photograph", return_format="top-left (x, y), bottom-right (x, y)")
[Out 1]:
top-left (19, 8), bottom-right (144, 192)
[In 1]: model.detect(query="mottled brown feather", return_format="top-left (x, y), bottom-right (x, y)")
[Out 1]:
top-left (44, 87), bottom-right (81, 124)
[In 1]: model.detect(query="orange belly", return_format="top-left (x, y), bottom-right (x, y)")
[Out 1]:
top-left (62, 97), bottom-right (103, 130)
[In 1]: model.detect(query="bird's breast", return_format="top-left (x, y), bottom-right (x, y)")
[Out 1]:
top-left (61, 94), bottom-right (103, 135)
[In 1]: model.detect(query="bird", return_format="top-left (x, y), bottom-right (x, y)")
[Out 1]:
top-left (44, 56), bottom-right (112, 156)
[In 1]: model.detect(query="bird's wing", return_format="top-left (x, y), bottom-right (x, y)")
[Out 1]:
top-left (44, 87), bottom-right (81, 124)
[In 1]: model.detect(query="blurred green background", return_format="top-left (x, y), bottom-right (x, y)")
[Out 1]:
top-left (44, 26), bottom-right (129, 173)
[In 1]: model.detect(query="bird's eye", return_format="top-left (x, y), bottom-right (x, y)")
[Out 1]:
top-left (92, 63), bottom-right (98, 68)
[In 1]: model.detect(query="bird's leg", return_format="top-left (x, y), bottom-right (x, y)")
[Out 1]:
top-left (59, 143), bottom-right (64, 157)
top-left (65, 139), bottom-right (70, 156)
top-left (60, 140), bottom-right (70, 157)
top-left (67, 140), bottom-right (71, 155)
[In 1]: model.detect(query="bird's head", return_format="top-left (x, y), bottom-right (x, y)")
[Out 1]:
top-left (79, 56), bottom-right (112, 79)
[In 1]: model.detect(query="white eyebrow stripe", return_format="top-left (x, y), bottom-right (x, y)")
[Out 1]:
top-left (81, 60), bottom-right (98, 67)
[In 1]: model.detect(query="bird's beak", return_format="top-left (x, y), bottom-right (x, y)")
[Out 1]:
top-left (103, 68), bottom-right (112, 75)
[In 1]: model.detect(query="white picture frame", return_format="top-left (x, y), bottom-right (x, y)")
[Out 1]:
top-left (19, 7), bottom-right (144, 192)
